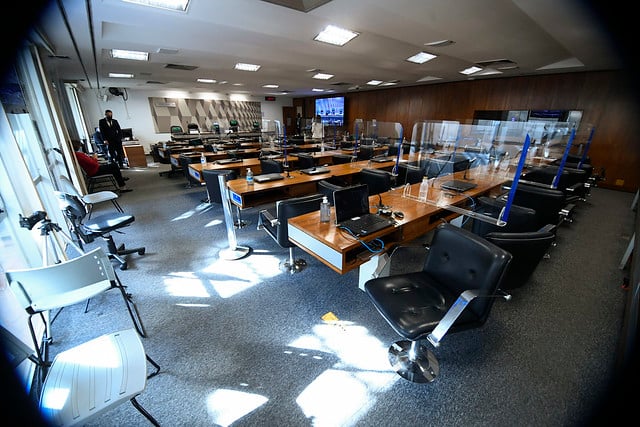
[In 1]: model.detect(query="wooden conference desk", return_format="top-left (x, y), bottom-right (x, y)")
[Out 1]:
top-left (287, 169), bottom-right (509, 276)
top-left (225, 158), bottom-right (405, 209)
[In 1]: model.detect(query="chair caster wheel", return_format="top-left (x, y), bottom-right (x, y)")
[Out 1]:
top-left (138, 249), bottom-right (145, 255)
top-left (120, 263), bottom-right (128, 271)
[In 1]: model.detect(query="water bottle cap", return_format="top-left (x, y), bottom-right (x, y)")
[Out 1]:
top-left (322, 196), bottom-right (328, 202)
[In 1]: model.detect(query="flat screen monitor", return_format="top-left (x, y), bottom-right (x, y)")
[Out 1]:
top-left (315, 96), bottom-right (345, 126)
top-left (121, 128), bottom-right (133, 140)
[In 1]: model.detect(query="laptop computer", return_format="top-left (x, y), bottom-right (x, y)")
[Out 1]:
top-left (440, 180), bottom-right (478, 192)
top-left (333, 184), bottom-right (396, 237)
top-left (253, 173), bottom-right (284, 183)
top-left (300, 166), bottom-right (330, 175)
top-left (371, 156), bottom-right (396, 163)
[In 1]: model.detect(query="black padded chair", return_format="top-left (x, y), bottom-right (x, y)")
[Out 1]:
top-left (56, 192), bottom-right (145, 270)
top-left (179, 153), bottom-right (202, 188)
top-left (257, 193), bottom-right (324, 273)
top-left (332, 153), bottom-right (354, 164)
top-left (363, 223), bottom-right (512, 383)
top-left (484, 229), bottom-right (555, 290)
top-left (394, 163), bottom-right (424, 186)
top-left (357, 145), bottom-right (375, 160)
top-left (469, 196), bottom-right (541, 237)
top-left (187, 123), bottom-right (199, 133)
top-left (317, 179), bottom-right (347, 205)
top-left (521, 165), bottom-right (588, 201)
top-left (202, 168), bottom-right (237, 204)
top-left (260, 158), bottom-right (284, 174)
top-left (502, 180), bottom-right (574, 229)
top-left (358, 168), bottom-right (392, 195)
top-left (295, 153), bottom-right (316, 170)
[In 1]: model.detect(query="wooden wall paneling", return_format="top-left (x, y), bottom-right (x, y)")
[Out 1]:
top-left (299, 71), bottom-right (639, 191)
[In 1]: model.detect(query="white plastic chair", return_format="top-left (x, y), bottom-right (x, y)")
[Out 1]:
top-left (59, 174), bottom-right (122, 218)
top-left (4, 247), bottom-right (147, 369)
top-left (1, 325), bottom-right (160, 426)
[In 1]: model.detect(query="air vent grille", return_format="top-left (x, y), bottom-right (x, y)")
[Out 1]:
top-left (165, 63), bottom-right (198, 71)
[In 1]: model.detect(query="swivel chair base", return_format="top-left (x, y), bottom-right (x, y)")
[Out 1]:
top-left (280, 251), bottom-right (308, 273)
top-left (106, 238), bottom-right (145, 270)
top-left (388, 340), bottom-right (440, 383)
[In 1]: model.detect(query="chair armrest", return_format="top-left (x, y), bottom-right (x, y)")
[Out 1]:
top-left (538, 223), bottom-right (556, 234)
top-left (427, 289), bottom-right (510, 347)
top-left (257, 209), bottom-right (278, 229)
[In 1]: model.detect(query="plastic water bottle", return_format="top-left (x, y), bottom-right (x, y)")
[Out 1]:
top-left (320, 196), bottom-right (331, 223)
top-left (418, 176), bottom-right (429, 201)
top-left (246, 168), bottom-right (254, 185)
top-left (200, 152), bottom-right (206, 166)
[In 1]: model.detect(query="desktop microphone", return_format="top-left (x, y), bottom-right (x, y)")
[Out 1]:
top-left (463, 157), bottom-right (478, 180)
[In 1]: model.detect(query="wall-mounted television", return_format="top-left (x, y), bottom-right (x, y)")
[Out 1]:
top-left (315, 96), bottom-right (345, 126)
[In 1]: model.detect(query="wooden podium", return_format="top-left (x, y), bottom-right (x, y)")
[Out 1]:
top-left (123, 143), bottom-right (147, 168)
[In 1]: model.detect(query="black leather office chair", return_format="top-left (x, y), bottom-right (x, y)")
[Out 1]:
top-left (358, 168), bottom-right (392, 195)
top-left (332, 153), bottom-right (354, 164)
top-left (56, 192), bottom-right (145, 270)
top-left (260, 158), bottom-right (284, 174)
top-left (469, 196), bottom-right (541, 237)
top-left (357, 145), bottom-right (375, 160)
top-left (179, 153), bottom-right (202, 188)
top-left (187, 123), bottom-right (199, 133)
top-left (257, 193), bottom-right (324, 273)
top-left (296, 153), bottom-right (316, 170)
top-left (484, 229), bottom-right (555, 290)
top-left (521, 165), bottom-right (588, 201)
top-left (202, 169), bottom-right (237, 204)
top-left (394, 163), bottom-right (424, 186)
top-left (363, 223), bottom-right (512, 383)
top-left (317, 179), bottom-right (348, 205)
top-left (502, 180), bottom-right (575, 229)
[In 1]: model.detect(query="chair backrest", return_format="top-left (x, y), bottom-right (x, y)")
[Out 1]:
top-left (260, 158), bottom-right (284, 174)
top-left (296, 153), bottom-right (316, 169)
top-left (357, 145), bottom-right (375, 160)
top-left (470, 196), bottom-right (539, 236)
top-left (5, 247), bottom-right (114, 313)
top-left (423, 223), bottom-right (512, 328)
top-left (170, 125), bottom-right (183, 134)
top-left (507, 181), bottom-right (566, 228)
top-left (202, 169), bottom-right (237, 204)
top-left (273, 194), bottom-right (324, 247)
top-left (332, 154), bottom-right (353, 164)
top-left (396, 163), bottom-right (424, 185)
top-left (484, 230), bottom-right (555, 290)
top-left (358, 168), bottom-right (392, 195)
top-left (317, 179), bottom-right (346, 205)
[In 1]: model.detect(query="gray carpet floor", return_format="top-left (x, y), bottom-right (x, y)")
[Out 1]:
top-left (43, 160), bottom-right (635, 426)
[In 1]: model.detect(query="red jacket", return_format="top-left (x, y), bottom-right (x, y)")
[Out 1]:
top-left (74, 151), bottom-right (100, 176)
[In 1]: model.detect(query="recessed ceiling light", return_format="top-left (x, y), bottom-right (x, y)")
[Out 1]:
top-left (218, 81), bottom-right (227, 84)
top-left (109, 72), bottom-right (134, 78)
top-left (197, 78), bottom-right (216, 83)
top-left (122, 0), bottom-right (190, 12)
top-left (314, 25), bottom-right (359, 46)
top-left (367, 80), bottom-right (382, 86)
top-left (460, 66), bottom-right (483, 75)
top-left (406, 52), bottom-right (437, 64)
top-left (111, 49), bottom-right (148, 61)
top-left (380, 81), bottom-right (398, 86)
top-left (417, 76), bottom-right (442, 82)
top-left (234, 63), bottom-right (261, 72)
top-left (312, 88), bottom-right (325, 92)
top-left (312, 73), bottom-right (334, 80)
top-left (232, 83), bottom-right (244, 86)
top-left (263, 84), bottom-right (279, 88)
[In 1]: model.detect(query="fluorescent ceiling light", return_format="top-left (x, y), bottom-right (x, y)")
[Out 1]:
top-left (312, 73), bottom-right (334, 80)
top-left (312, 88), bottom-right (325, 92)
top-left (262, 84), bottom-right (279, 88)
top-left (122, 0), bottom-right (190, 11)
top-left (460, 66), bottom-right (483, 75)
top-left (406, 52), bottom-right (437, 64)
top-left (111, 49), bottom-right (148, 61)
top-left (232, 83), bottom-right (244, 86)
top-left (417, 75), bottom-right (442, 82)
top-left (314, 25), bottom-right (359, 46)
top-left (380, 81), bottom-right (398, 86)
top-left (197, 78), bottom-right (216, 83)
top-left (366, 80), bottom-right (382, 86)
top-left (109, 72), bottom-right (134, 78)
top-left (234, 63), bottom-right (261, 72)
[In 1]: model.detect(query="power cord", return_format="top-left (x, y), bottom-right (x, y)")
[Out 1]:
top-left (337, 225), bottom-right (385, 253)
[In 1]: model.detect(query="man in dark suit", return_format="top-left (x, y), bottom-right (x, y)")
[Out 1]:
top-left (98, 109), bottom-right (125, 168)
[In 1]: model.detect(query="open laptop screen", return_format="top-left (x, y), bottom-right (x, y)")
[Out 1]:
top-left (333, 184), bottom-right (370, 224)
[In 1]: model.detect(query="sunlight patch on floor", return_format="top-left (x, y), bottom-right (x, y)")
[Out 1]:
top-left (164, 272), bottom-right (210, 297)
top-left (206, 389), bottom-right (268, 427)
